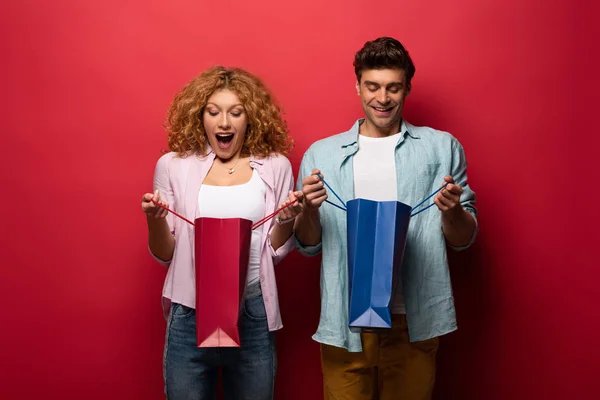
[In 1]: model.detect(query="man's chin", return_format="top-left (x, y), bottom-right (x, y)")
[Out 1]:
top-left (372, 117), bottom-right (400, 129)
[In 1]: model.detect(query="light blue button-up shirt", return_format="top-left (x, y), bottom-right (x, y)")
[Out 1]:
top-left (296, 119), bottom-right (478, 352)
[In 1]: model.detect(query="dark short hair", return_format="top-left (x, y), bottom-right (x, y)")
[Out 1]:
top-left (353, 37), bottom-right (416, 89)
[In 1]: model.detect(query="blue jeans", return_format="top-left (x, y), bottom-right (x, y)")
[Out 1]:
top-left (163, 288), bottom-right (276, 400)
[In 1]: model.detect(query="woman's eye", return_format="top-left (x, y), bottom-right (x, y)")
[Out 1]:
top-left (207, 111), bottom-right (218, 117)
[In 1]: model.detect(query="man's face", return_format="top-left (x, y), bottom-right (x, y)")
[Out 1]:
top-left (356, 68), bottom-right (409, 135)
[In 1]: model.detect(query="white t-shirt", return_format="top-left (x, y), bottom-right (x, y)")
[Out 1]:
top-left (353, 132), bottom-right (406, 314)
top-left (198, 169), bottom-right (266, 286)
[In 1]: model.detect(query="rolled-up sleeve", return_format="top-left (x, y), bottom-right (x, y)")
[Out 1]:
top-left (148, 153), bottom-right (176, 267)
top-left (268, 235), bottom-right (296, 264)
top-left (448, 138), bottom-right (478, 251)
top-left (266, 155), bottom-right (297, 265)
top-left (294, 148), bottom-right (322, 257)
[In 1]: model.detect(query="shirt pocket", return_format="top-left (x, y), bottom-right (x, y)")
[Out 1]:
top-left (415, 162), bottom-right (441, 195)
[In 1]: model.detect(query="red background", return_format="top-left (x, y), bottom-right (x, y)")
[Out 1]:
top-left (2, 0), bottom-right (599, 398)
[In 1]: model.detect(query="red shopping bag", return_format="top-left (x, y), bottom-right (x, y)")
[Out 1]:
top-left (194, 217), bottom-right (252, 347)
top-left (151, 197), bottom-right (296, 348)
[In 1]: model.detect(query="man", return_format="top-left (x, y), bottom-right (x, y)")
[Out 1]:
top-left (294, 37), bottom-right (478, 399)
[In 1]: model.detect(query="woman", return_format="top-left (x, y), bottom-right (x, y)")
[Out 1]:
top-left (140, 66), bottom-right (303, 400)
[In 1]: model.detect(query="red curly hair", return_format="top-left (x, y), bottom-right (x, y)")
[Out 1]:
top-left (165, 66), bottom-right (292, 157)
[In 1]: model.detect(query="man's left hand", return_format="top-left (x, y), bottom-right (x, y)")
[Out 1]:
top-left (434, 175), bottom-right (463, 215)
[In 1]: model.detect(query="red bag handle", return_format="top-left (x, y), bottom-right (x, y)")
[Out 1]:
top-left (150, 198), bottom-right (298, 230)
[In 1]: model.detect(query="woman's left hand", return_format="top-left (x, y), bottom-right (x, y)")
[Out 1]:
top-left (276, 191), bottom-right (304, 225)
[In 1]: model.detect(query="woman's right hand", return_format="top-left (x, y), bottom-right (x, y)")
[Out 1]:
top-left (141, 190), bottom-right (169, 219)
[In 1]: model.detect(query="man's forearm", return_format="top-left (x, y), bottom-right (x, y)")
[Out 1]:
top-left (441, 208), bottom-right (476, 247)
top-left (294, 208), bottom-right (322, 246)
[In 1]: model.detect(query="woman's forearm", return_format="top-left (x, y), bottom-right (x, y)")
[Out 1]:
top-left (147, 216), bottom-right (175, 262)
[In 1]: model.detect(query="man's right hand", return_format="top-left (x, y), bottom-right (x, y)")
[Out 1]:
top-left (301, 169), bottom-right (328, 210)
top-left (295, 168), bottom-right (325, 249)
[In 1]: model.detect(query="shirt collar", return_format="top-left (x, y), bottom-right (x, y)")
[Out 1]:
top-left (339, 118), bottom-right (418, 147)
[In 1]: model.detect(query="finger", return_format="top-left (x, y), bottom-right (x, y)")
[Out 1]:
top-left (303, 175), bottom-right (323, 187)
top-left (445, 183), bottom-right (463, 196)
top-left (306, 189), bottom-right (327, 202)
top-left (279, 205), bottom-right (291, 217)
top-left (287, 191), bottom-right (298, 204)
top-left (436, 193), bottom-right (454, 208)
top-left (142, 202), bottom-right (151, 213)
top-left (443, 175), bottom-right (455, 185)
top-left (144, 197), bottom-right (158, 209)
top-left (434, 196), bottom-right (449, 211)
top-left (286, 199), bottom-right (300, 211)
top-left (153, 190), bottom-right (161, 203)
top-left (151, 202), bottom-right (163, 217)
top-left (312, 193), bottom-right (328, 206)
top-left (440, 188), bottom-right (459, 202)
top-left (142, 193), bottom-right (154, 202)
top-left (302, 174), bottom-right (317, 185)
top-left (311, 169), bottom-right (321, 176)
top-left (292, 190), bottom-right (304, 202)
top-left (303, 182), bottom-right (325, 196)
top-left (287, 197), bottom-right (297, 207)
top-left (278, 205), bottom-right (293, 218)
top-left (280, 199), bottom-right (293, 209)
top-left (284, 199), bottom-right (302, 213)
top-left (156, 202), bottom-right (168, 218)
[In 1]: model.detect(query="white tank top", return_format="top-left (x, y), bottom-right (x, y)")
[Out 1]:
top-left (198, 169), bottom-right (267, 286)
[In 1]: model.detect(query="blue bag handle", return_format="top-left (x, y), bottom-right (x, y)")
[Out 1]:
top-left (317, 174), bottom-right (449, 217)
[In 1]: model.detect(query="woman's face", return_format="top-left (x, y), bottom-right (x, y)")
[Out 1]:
top-left (203, 89), bottom-right (248, 160)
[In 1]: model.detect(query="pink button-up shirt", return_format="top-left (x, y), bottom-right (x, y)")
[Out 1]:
top-left (150, 148), bottom-right (295, 331)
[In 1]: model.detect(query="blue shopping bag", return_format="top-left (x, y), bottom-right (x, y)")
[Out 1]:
top-left (320, 176), bottom-right (447, 330)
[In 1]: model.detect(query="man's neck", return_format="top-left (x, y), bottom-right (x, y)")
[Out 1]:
top-left (359, 118), bottom-right (402, 138)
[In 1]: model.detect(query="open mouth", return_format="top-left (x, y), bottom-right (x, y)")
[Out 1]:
top-left (216, 133), bottom-right (234, 144)
top-left (372, 106), bottom-right (394, 113)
